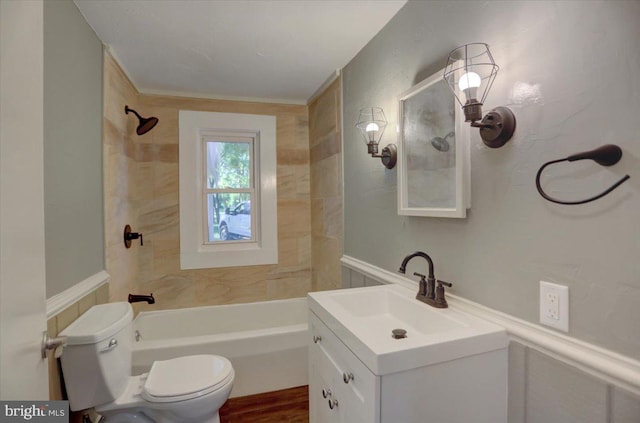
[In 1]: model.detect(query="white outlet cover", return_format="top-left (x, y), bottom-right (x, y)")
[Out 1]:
top-left (539, 281), bottom-right (569, 332)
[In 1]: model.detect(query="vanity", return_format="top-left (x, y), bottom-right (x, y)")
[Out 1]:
top-left (308, 284), bottom-right (508, 423)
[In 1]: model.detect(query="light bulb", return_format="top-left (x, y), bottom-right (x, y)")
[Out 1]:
top-left (365, 122), bottom-right (379, 133)
top-left (458, 72), bottom-right (481, 91)
top-left (458, 72), bottom-right (481, 104)
top-left (365, 122), bottom-right (379, 142)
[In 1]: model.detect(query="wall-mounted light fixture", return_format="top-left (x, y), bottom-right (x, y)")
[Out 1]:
top-left (443, 43), bottom-right (516, 148)
top-left (125, 105), bottom-right (159, 136)
top-left (355, 107), bottom-right (397, 169)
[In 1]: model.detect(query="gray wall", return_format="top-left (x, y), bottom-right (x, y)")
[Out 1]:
top-left (343, 0), bottom-right (640, 358)
top-left (44, 0), bottom-right (104, 297)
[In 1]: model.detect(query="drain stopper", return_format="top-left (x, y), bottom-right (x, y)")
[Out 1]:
top-left (392, 328), bottom-right (407, 339)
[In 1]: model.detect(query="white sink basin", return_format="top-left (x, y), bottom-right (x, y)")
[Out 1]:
top-left (308, 284), bottom-right (507, 375)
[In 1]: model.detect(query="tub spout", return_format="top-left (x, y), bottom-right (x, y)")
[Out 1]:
top-left (128, 293), bottom-right (155, 304)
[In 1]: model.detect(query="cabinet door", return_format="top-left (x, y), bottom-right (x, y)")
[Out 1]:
top-left (309, 342), bottom-right (338, 423)
top-left (309, 311), bottom-right (380, 423)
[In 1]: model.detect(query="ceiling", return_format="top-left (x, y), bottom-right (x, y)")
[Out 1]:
top-left (74, 0), bottom-right (407, 104)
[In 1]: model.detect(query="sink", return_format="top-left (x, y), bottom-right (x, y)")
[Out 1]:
top-left (308, 284), bottom-right (507, 375)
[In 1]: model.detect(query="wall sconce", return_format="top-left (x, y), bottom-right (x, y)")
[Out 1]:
top-left (443, 43), bottom-right (516, 148)
top-left (355, 107), bottom-right (397, 169)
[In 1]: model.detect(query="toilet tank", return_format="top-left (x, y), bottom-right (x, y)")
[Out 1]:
top-left (59, 302), bottom-right (134, 411)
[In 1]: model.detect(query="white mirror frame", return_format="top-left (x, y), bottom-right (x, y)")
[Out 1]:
top-left (397, 68), bottom-right (470, 218)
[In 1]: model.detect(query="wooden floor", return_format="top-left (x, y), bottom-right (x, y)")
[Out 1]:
top-left (219, 385), bottom-right (309, 423)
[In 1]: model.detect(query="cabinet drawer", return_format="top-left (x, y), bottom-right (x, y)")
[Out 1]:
top-left (309, 311), bottom-right (379, 423)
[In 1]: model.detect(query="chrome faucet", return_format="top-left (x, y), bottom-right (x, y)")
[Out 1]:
top-left (398, 251), bottom-right (452, 308)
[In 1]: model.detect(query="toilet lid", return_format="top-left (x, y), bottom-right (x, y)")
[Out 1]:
top-left (142, 355), bottom-right (233, 402)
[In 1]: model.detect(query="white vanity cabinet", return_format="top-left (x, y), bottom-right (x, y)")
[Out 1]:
top-left (309, 312), bottom-right (380, 423)
top-left (308, 284), bottom-right (509, 423)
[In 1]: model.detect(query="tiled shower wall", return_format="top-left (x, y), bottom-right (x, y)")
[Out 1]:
top-left (103, 52), bottom-right (140, 304)
top-left (104, 52), bottom-right (313, 312)
top-left (342, 266), bottom-right (640, 423)
top-left (309, 78), bottom-right (343, 292)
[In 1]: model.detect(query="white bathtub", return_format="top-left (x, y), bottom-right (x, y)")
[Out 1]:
top-left (131, 297), bottom-right (308, 398)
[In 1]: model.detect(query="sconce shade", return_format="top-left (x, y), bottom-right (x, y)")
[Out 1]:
top-left (355, 107), bottom-right (396, 169)
top-left (356, 107), bottom-right (388, 154)
top-left (444, 43), bottom-right (499, 122)
top-left (125, 105), bottom-right (159, 136)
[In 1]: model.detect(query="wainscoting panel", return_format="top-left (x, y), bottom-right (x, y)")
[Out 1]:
top-left (508, 341), bottom-right (527, 423)
top-left (526, 349), bottom-right (607, 423)
top-left (613, 387), bottom-right (640, 423)
top-left (341, 262), bottom-right (640, 423)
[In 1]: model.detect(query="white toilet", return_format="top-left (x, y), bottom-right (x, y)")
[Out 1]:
top-left (59, 302), bottom-right (234, 423)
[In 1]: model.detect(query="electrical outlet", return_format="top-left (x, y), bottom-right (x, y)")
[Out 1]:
top-left (539, 281), bottom-right (569, 332)
top-left (545, 291), bottom-right (560, 320)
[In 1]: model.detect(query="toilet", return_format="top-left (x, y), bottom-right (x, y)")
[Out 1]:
top-left (59, 302), bottom-right (234, 423)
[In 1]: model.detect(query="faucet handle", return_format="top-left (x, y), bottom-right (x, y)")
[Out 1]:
top-left (413, 272), bottom-right (426, 279)
top-left (434, 280), bottom-right (452, 308)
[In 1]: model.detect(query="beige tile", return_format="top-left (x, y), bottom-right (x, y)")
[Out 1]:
top-left (276, 114), bottom-right (297, 150)
top-left (295, 115), bottom-right (310, 149)
top-left (48, 353), bottom-right (64, 400)
top-left (136, 161), bottom-right (155, 205)
top-left (134, 274), bottom-right (195, 312)
top-left (295, 164), bottom-right (311, 197)
top-left (277, 199), bottom-right (311, 236)
top-left (312, 236), bottom-right (342, 292)
top-left (277, 147), bottom-right (309, 166)
top-left (47, 317), bottom-right (58, 338)
top-left (95, 283), bottom-right (110, 305)
top-left (78, 291), bottom-right (97, 315)
top-left (136, 237), bottom-right (155, 284)
top-left (152, 161), bottom-right (179, 206)
top-left (138, 204), bottom-right (179, 235)
top-left (311, 199), bottom-right (324, 237)
top-left (56, 303), bottom-right (79, 333)
top-left (152, 236), bottom-right (180, 279)
top-left (196, 278), bottom-right (269, 307)
top-left (310, 132), bottom-right (340, 164)
top-left (266, 272), bottom-right (312, 300)
top-left (311, 155), bottom-right (340, 198)
top-left (309, 85), bottom-right (338, 145)
top-left (322, 196), bottom-right (342, 239)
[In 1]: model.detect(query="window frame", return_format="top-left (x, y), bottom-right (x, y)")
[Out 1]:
top-left (201, 132), bottom-right (257, 245)
top-left (179, 111), bottom-right (277, 269)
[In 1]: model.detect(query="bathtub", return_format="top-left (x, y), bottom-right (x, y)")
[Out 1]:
top-left (131, 297), bottom-right (308, 398)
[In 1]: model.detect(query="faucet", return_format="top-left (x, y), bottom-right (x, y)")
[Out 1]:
top-left (398, 251), bottom-right (452, 308)
top-left (128, 293), bottom-right (155, 304)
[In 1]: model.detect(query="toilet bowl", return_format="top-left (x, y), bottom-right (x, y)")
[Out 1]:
top-left (59, 303), bottom-right (234, 423)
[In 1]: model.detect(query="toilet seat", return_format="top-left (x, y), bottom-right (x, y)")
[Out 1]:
top-left (142, 355), bottom-right (234, 403)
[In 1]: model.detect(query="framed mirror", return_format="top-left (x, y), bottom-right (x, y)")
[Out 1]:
top-left (397, 68), bottom-right (470, 218)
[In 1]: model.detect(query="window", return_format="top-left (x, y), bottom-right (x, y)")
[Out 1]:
top-left (204, 135), bottom-right (255, 243)
top-left (179, 111), bottom-right (277, 269)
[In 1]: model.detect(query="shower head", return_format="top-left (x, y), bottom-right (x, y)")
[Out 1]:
top-left (430, 131), bottom-right (454, 152)
top-left (430, 137), bottom-right (449, 152)
top-left (125, 105), bottom-right (159, 136)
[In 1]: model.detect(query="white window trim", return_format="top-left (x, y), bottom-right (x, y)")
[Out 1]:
top-left (179, 111), bottom-right (277, 269)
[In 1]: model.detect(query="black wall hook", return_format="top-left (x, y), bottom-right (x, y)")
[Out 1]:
top-left (536, 144), bottom-right (630, 205)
